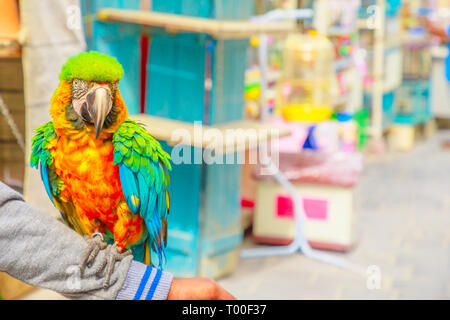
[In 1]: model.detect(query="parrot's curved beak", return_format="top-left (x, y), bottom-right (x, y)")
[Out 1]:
top-left (86, 87), bottom-right (112, 138)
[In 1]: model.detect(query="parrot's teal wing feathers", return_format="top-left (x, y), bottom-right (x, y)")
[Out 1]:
top-left (30, 122), bottom-right (85, 234)
top-left (30, 121), bottom-right (59, 204)
top-left (113, 120), bottom-right (171, 268)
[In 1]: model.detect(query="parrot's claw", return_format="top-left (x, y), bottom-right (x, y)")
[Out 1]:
top-left (79, 232), bottom-right (107, 276)
top-left (96, 243), bottom-right (131, 289)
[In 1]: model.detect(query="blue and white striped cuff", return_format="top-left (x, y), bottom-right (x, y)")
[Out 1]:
top-left (116, 260), bottom-right (173, 300)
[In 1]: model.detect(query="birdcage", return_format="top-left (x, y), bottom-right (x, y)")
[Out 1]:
top-left (276, 33), bottom-right (336, 122)
top-left (402, 28), bottom-right (432, 80)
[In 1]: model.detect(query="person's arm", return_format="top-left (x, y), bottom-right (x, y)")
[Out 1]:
top-left (0, 181), bottom-right (236, 300)
top-left (167, 277), bottom-right (236, 300)
top-left (0, 181), bottom-right (172, 300)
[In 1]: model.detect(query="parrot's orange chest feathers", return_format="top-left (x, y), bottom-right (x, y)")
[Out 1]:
top-left (52, 132), bottom-right (121, 220)
top-left (51, 130), bottom-right (145, 247)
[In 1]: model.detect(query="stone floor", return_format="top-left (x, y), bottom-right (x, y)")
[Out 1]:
top-left (20, 130), bottom-right (450, 300)
top-left (217, 130), bottom-right (450, 300)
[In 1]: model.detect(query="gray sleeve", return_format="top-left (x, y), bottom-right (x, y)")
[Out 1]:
top-left (0, 181), bottom-right (131, 299)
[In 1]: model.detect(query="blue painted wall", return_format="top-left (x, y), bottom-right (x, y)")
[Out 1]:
top-left (394, 79), bottom-right (431, 125)
top-left (81, 0), bottom-right (141, 115)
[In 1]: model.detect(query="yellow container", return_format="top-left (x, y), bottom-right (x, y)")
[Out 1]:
top-left (282, 104), bottom-right (333, 122)
top-left (276, 33), bottom-right (337, 122)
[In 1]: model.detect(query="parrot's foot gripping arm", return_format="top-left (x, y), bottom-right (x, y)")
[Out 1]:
top-left (79, 232), bottom-right (107, 275)
top-left (95, 243), bottom-right (131, 289)
top-left (79, 232), bottom-right (131, 288)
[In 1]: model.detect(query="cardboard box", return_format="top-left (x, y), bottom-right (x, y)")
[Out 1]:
top-left (253, 180), bottom-right (356, 251)
top-left (0, 142), bottom-right (25, 187)
top-left (252, 152), bottom-right (362, 252)
top-left (0, 57), bottom-right (23, 91)
top-left (0, 104), bottom-right (25, 141)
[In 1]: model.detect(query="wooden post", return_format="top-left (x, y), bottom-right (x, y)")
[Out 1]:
top-left (371, 0), bottom-right (386, 141)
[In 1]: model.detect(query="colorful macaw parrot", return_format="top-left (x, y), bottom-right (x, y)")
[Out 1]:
top-left (30, 51), bottom-right (171, 285)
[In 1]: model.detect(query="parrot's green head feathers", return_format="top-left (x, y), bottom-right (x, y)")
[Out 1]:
top-left (56, 51), bottom-right (127, 138)
top-left (59, 51), bottom-right (124, 83)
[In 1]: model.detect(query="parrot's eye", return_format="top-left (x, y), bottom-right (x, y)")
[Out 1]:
top-left (109, 82), bottom-right (118, 95)
top-left (72, 79), bottom-right (88, 99)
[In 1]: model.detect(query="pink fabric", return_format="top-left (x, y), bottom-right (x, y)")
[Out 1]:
top-left (303, 198), bottom-right (328, 220)
top-left (276, 195), bottom-right (294, 218)
top-left (255, 150), bottom-right (363, 187)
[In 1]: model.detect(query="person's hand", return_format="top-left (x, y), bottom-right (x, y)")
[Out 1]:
top-left (167, 277), bottom-right (236, 300)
